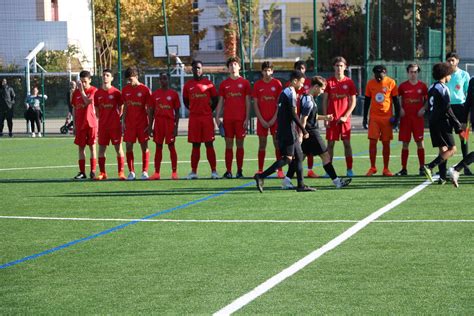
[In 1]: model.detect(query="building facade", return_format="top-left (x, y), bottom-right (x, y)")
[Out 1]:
top-left (0, 0), bottom-right (94, 71)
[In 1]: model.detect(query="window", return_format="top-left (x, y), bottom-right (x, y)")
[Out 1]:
top-left (51, 0), bottom-right (59, 21)
top-left (290, 17), bottom-right (301, 33)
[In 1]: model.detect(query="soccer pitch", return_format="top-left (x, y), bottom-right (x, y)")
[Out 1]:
top-left (0, 133), bottom-right (473, 314)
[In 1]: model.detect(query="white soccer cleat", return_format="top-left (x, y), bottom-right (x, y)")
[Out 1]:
top-left (31, 132), bottom-right (36, 138)
top-left (334, 177), bottom-right (352, 189)
top-left (210, 171), bottom-right (219, 179)
top-left (141, 171), bottom-right (149, 180)
top-left (127, 171), bottom-right (136, 180)
top-left (37, 132), bottom-right (42, 137)
top-left (187, 171), bottom-right (198, 180)
top-left (281, 176), bottom-right (295, 190)
top-left (448, 167), bottom-right (460, 188)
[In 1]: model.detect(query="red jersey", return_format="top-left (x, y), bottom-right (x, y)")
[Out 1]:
top-left (219, 76), bottom-right (251, 121)
top-left (122, 83), bottom-right (151, 128)
top-left (252, 78), bottom-right (282, 121)
top-left (149, 88), bottom-right (180, 120)
top-left (398, 80), bottom-right (428, 116)
top-left (325, 76), bottom-right (357, 119)
top-left (183, 78), bottom-right (217, 117)
top-left (94, 86), bottom-right (123, 131)
top-left (72, 86), bottom-right (98, 130)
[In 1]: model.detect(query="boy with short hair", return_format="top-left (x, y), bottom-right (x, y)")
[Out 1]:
top-left (72, 70), bottom-right (98, 180)
top-left (215, 56), bottom-right (252, 179)
top-left (122, 66), bottom-right (151, 180)
top-left (94, 69), bottom-right (125, 180)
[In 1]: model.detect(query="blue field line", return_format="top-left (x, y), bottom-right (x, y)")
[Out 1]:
top-left (0, 182), bottom-right (253, 270)
top-left (1, 142), bottom-right (399, 270)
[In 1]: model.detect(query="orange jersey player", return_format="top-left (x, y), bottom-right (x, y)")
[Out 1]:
top-left (147, 73), bottom-right (180, 180)
top-left (363, 64), bottom-right (400, 177)
top-left (122, 66), bottom-right (151, 180)
top-left (72, 70), bottom-right (98, 180)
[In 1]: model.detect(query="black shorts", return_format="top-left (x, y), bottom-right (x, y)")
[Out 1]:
top-left (451, 105), bottom-right (468, 124)
top-left (278, 139), bottom-right (302, 157)
top-left (429, 126), bottom-right (455, 148)
top-left (301, 130), bottom-right (327, 156)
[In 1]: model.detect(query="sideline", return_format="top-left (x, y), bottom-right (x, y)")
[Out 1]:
top-left (213, 178), bottom-right (436, 315)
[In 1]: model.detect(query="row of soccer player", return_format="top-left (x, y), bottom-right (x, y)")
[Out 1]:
top-left (70, 54), bottom-right (473, 183)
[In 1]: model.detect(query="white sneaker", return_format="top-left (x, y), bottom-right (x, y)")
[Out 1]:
top-left (333, 177), bottom-right (352, 189)
top-left (141, 171), bottom-right (149, 180)
top-left (187, 171), bottom-right (198, 180)
top-left (281, 176), bottom-right (295, 190)
top-left (448, 167), bottom-right (460, 188)
top-left (210, 171), bottom-right (219, 179)
top-left (31, 132), bottom-right (36, 138)
top-left (127, 171), bottom-right (136, 180)
top-left (37, 132), bottom-right (42, 137)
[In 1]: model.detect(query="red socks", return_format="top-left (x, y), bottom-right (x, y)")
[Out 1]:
top-left (369, 140), bottom-right (377, 168)
top-left (191, 147), bottom-right (200, 173)
top-left (307, 154), bottom-right (314, 169)
top-left (79, 159), bottom-right (86, 173)
top-left (117, 156), bottom-right (124, 173)
top-left (98, 157), bottom-right (106, 173)
top-left (126, 151), bottom-right (134, 172)
top-left (382, 142), bottom-right (390, 169)
top-left (142, 150), bottom-right (149, 172)
top-left (236, 147), bottom-right (244, 171)
top-left (90, 158), bottom-right (97, 173)
top-left (417, 148), bottom-right (425, 168)
top-left (258, 150), bottom-right (265, 171)
top-left (206, 146), bottom-right (217, 172)
top-left (169, 145), bottom-right (178, 172)
top-left (154, 147), bottom-right (163, 173)
top-left (401, 149), bottom-right (409, 169)
top-left (345, 156), bottom-right (353, 170)
top-left (225, 148), bottom-right (233, 172)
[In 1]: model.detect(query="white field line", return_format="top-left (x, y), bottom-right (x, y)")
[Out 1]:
top-left (213, 178), bottom-right (437, 315)
top-left (0, 216), bottom-right (473, 223)
top-left (0, 154), bottom-right (459, 172)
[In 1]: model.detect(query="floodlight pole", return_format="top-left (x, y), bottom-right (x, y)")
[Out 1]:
top-left (116, 0), bottom-right (122, 89)
top-left (313, 0), bottom-right (318, 72)
top-left (441, 0), bottom-right (446, 60)
top-left (236, 0), bottom-right (246, 78)
top-left (412, 0), bottom-right (417, 59)
top-left (377, 0), bottom-right (381, 60)
top-left (364, 0), bottom-right (370, 85)
top-left (162, 0), bottom-right (171, 76)
top-left (41, 71), bottom-right (46, 136)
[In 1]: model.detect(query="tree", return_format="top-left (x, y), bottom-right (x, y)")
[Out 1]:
top-left (291, 0), bottom-right (365, 70)
top-left (94, 0), bottom-right (206, 72)
top-left (36, 45), bottom-right (84, 72)
top-left (219, 0), bottom-right (278, 60)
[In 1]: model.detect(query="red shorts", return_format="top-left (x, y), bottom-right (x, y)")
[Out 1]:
top-left (188, 115), bottom-right (215, 143)
top-left (154, 118), bottom-right (176, 144)
top-left (123, 125), bottom-right (149, 144)
top-left (224, 119), bottom-right (246, 139)
top-left (98, 127), bottom-right (122, 146)
top-left (74, 126), bottom-right (97, 147)
top-left (326, 120), bottom-right (351, 141)
top-left (368, 116), bottom-right (393, 142)
top-left (398, 115), bottom-right (424, 143)
top-left (256, 120), bottom-right (277, 137)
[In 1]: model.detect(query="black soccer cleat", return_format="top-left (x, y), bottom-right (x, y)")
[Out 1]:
top-left (254, 174), bottom-right (264, 193)
top-left (395, 169), bottom-right (408, 176)
top-left (236, 170), bottom-right (244, 179)
top-left (74, 172), bottom-right (87, 180)
top-left (418, 168), bottom-right (425, 176)
top-left (89, 171), bottom-right (96, 180)
top-left (222, 171), bottom-right (233, 179)
top-left (437, 178), bottom-right (447, 185)
top-left (296, 185), bottom-right (316, 192)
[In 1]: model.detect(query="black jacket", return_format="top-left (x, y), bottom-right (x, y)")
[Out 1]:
top-left (0, 85), bottom-right (16, 110)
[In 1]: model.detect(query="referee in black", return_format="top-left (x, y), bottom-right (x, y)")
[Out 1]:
top-left (254, 70), bottom-right (315, 192)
